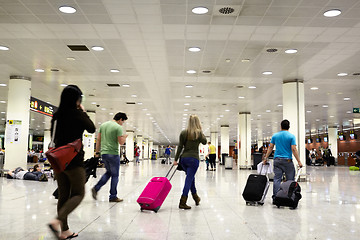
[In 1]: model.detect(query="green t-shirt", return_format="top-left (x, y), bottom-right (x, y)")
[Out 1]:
top-left (99, 121), bottom-right (123, 155)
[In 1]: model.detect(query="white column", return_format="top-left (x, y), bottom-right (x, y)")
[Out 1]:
top-left (328, 127), bottom-right (338, 164)
top-left (238, 112), bottom-right (251, 169)
top-left (83, 111), bottom-right (96, 160)
top-left (126, 130), bottom-right (134, 161)
top-left (136, 135), bottom-right (143, 159)
top-left (221, 125), bottom-right (229, 155)
top-left (211, 132), bottom-right (218, 160)
top-left (258, 140), bottom-right (263, 150)
top-left (144, 138), bottom-right (149, 159)
top-left (29, 133), bottom-right (33, 150)
top-left (149, 141), bottom-right (153, 158)
top-left (4, 76), bottom-right (31, 170)
top-left (283, 80), bottom-right (306, 173)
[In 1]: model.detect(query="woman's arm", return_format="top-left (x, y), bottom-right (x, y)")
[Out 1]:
top-left (174, 132), bottom-right (185, 162)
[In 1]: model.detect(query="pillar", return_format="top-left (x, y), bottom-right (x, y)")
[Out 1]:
top-left (210, 132), bottom-right (218, 161)
top-left (83, 111), bottom-right (96, 160)
top-left (43, 118), bottom-right (51, 153)
top-left (258, 140), bottom-right (263, 150)
top-left (144, 138), bottom-right (149, 159)
top-left (136, 135), bottom-right (143, 159)
top-left (328, 127), bottom-right (338, 164)
top-left (126, 130), bottom-right (134, 161)
top-left (221, 125), bottom-right (229, 155)
top-left (149, 141), bottom-right (153, 158)
top-left (4, 76), bottom-right (31, 170)
top-left (283, 80), bottom-right (306, 172)
top-left (29, 133), bottom-right (33, 150)
top-left (238, 112), bottom-right (251, 169)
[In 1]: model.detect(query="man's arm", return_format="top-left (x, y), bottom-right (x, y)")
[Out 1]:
top-left (291, 145), bottom-right (303, 168)
top-left (118, 134), bottom-right (128, 145)
top-left (262, 143), bottom-right (275, 164)
top-left (95, 132), bottom-right (101, 156)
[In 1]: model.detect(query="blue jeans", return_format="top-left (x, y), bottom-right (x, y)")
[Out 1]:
top-left (94, 154), bottom-right (120, 200)
top-left (165, 154), bottom-right (171, 164)
top-left (273, 158), bottom-right (295, 199)
top-left (180, 157), bottom-right (199, 197)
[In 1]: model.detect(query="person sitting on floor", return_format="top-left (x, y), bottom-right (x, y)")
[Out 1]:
top-left (7, 164), bottom-right (48, 181)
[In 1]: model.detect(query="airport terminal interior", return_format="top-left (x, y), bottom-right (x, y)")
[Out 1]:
top-left (1, 0), bottom-right (360, 239)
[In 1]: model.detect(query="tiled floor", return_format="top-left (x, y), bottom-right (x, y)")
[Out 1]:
top-left (0, 160), bottom-right (359, 240)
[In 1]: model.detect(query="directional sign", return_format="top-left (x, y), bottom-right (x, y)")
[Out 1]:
top-left (30, 97), bottom-right (58, 117)
top-left (353, 108), bottom-right (360, 113)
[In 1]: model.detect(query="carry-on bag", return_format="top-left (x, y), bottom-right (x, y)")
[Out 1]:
top-left (224, 156), bottom-right (233, 169)
top-left (137, 165), bottom-right (176, 212)
top-left (45, 120), bottom-right (82, 174)
top-left (242, 163), bottom-right (270, 205)
top-left (274, 168), bottom-right (302, 209)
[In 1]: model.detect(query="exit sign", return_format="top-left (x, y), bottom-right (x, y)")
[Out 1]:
top-left (353, 108), bottom-right (360, 113)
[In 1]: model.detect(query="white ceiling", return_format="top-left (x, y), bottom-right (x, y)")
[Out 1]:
top-left (1, 0), bottom-right (360, 144)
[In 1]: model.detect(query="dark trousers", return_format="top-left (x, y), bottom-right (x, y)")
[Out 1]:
top-left (23, 171), bottom-right (42, 181)
top-left (56, 167), bottom-right (86, 231)
top-left (180, 157), bottom-right (199, 197)
top-left (209, 154), bottom-right (216, 169)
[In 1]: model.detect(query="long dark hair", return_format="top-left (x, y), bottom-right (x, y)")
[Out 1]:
top-left (56, 85), bottom-right (82, 113)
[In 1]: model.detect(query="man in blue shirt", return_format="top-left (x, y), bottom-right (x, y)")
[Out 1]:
top-left (263, 120), bottom-right (303, 202)
top-left (165, 145), bottom-right (172, 164)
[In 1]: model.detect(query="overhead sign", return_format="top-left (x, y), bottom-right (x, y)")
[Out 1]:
top-left (353, 108), bottom-right (360, 113)
top-left (30, 97), bottom-right (58, 117)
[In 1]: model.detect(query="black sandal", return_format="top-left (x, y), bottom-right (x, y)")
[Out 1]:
top-left (48, 224), bottom-right (61, 240)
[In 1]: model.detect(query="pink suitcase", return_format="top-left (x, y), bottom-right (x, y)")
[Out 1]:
top-left (137, 165), bottom-right (176, 212)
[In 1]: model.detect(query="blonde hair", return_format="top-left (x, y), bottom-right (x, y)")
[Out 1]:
top-left (186, 114), bottom-right (202, 140)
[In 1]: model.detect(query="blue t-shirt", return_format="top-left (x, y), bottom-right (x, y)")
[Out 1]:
top-left (165, 147), bottom-right (171, 155)
top-left (270, 131), bottom-right (296, 159)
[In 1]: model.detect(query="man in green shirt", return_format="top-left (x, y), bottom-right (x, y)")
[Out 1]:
top-left (92, 112), bottom-right (128, 202)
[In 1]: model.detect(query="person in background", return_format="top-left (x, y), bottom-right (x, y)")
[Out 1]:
top-left (7, 164), bottom-right (47, 181)
top-left (263, 120), bottom-right (303, 204)
top-left (48, 85), bottom-right (96, 240)
top-left (233, 145), bottom-right (238, 165)
top-left (165, 145), bottom-right (172, 164)
top-left (174, 114), bottom-right (207, 210)
top-left (92, 112), bottom-right (128, 203)
top-left (135, 145), bottom-right (141, 164)
top-left (206, 142), bottom-right (216, 171)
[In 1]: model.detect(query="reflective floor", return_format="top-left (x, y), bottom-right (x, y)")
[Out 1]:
top-left (0, 160), bottom-right (359, 240)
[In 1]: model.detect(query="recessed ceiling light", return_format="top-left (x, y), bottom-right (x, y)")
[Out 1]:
top-left (142, 108), bottom-right (147, 111)
top-left (307, 110), bottom-right (311, 113)
top-left (337, 72), bottom-right (348, 76)
top-left (262, 71), bottom-right (273, 75)
top-left (0, 46), bottom-right (9, 51)
top-left (192, 7), bottom-right (208, 14)
top-left (248, 86), bottom-right (256, 89)
top-left (344, 97), bottom-right (351, 101)
top-left (91, 46), bottom-right (104, 51)
top-left (188, 47), bottom-right (201, 52)
top-left (185, 85), bottom-right (193, 88)
top-left (310, 87), bottom-right (319, 90)
top-left (122, 84), bottom-right (130, 87)
top-left (238, 96), bottom-right (245, 99)
top-left (323, 9), bottom-right (341, 17)
top-left (277, 104), bottom-right (283, 107)
top-left (0, 112), bottom-right (5, 114)
top-left (66, 57), bottom-right (75, 61)
top-left (109, 113), bottom-right (114, 115)
top-left (184, 103), bottom-right (190, 106)
top-left (0, 83), bottom-right (7, 87)
top-left (186, 70), bottom-right (196, 74)
top-left (330, 116), bottom-right (334, 118)
top-left (185, 95), bottom-right (191, 98)
top-left (91, 102), bottom-right (97, 105)
top-left (101, 108), bottom-right (106, 110)
top-left (323, 105), bottom-right (328, 108)
top-left (35, 69), bottom-right (45, 72)
top-left (60, 84), bottom-right (67, 87)
top-left (285, 49), bottom-right (298, 54)
top-left (225, 109), bottom-right (230, 112)
top-left (59, 5), bottom-right (76, 14)
top-left (316, 119), bottom-right (320, 121)
top-left (184, 109), bottom-right (188, 111)
top-left (266, 110), bottom-right (271, 112)
top-left (241, 59), bottom-right (250, 63)
top-left (0, 101), bottom-right (6, 103)
top-left (257, 115), bottom-right (261, 117)
top-left (110, 69), bottom-right (120, 73)
top-left (131, 95), bottom-right (137, 98)
top-left (349, 119), bottom-right (353, 122)
top-left (146, 113), bottom-right (151, 116)
top-left (225, 59), bottom-right (231, 63)
top-left (137, 102), bottom-right (143, 105)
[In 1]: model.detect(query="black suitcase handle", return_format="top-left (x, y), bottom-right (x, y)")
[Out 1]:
top-left (165, 165), bottom-right (177, 181)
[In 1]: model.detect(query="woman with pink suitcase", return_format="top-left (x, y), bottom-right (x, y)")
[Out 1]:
top-left (174, 115), bottom-right (207, 210)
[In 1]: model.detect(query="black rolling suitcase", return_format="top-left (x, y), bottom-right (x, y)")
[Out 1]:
top-left (274, 168), bottom-right (302, 209)
top-left (242, 164), bottom-right (270, 205)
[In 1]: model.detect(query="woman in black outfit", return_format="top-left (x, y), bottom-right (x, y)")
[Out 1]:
top-left (48, 85), bottom-right (95, 240)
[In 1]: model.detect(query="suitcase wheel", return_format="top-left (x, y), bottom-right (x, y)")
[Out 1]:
top-left (153, 206), bottom-right (160, 213)
top-left (140, 208), bottom-right (144, 212)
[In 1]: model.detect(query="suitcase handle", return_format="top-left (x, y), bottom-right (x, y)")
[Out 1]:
top-left (295, 167), bottom-right (302, 182)
top-left (165, 165), bottom-right (177, 181)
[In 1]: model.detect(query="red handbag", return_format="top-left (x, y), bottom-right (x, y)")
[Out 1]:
top-left (45, 120), bottom-right (82, 173)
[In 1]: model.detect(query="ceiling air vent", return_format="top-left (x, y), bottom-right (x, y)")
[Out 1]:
top-left (353, 73), bottom-right (360, 76)
top-left (67, 45), bottom-right (89, 51)
top-left (235, 85), bottom-right (244, 88)
top-left (107, 83), bottom-right (120, 87)
top-left (213, 5), bottom-right (242, 16)
top-left (266, 48), bottom-right (278, 53)
top-left (202, 70), bottom-right (212, 74)
top-left (126, 102), bottom-right (136, 105)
